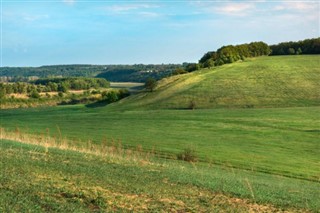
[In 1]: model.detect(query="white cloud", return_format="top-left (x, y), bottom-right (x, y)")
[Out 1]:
top-left (138, 12), bottom-right (161, 18)
top-left (104, 4), bottom-right (159, 13)
top-left (63, 0), bottom-right (75, 6)
top-left (274, 1), bottom-right (318, 12)
top-left (3, 11), bottom-right (50, 24)
top-left (191, 2), bottom-right (256, 17)
top-left (101, 3), bottom-right (162, 19)
top-left (215, 3), bottom-right (255, 16)
top-left (272, 1), bottom-right (319, 28)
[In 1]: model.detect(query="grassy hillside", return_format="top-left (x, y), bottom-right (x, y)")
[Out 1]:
top-left (1, 106), bottom-right (319, 182)
top-left (1, 139), bottom-right (319, 212)
top-left (116, 55), bottom-right (320, 109)
top-left (1, 55), bottom-right (319, 211)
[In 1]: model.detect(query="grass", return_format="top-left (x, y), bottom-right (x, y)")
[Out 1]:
top-left (1, 139), bottom-right (319, 212)
top-left (1, 55), bottom-right (319, 211)
top-left (110, 82), bottom-right (144, 93)
top-left (1, 106), bottom-right (319, 182)
top-left (116, 55), bottom-right (320, 110)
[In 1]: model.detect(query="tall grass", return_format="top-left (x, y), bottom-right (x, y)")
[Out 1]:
top-left (0, 127), bottom-right (154, 164)
top-left (2, 138), bottom-right (319, 212)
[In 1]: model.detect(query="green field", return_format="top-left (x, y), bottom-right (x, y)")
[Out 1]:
top-left (117, 55), bottom-right (320, 110)
top-left (110, 82), bottom-right (145, 94)
top-left (1, 105), bottom-right (319, 182)
top-left (1, 139), bottom-right (319, 212)
top-left (1, 55), bottom-right (320, 211)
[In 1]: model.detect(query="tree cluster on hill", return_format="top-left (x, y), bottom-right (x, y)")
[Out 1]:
top-left (171, 63), bottom-right (201, 75)
top-left (199, 42), bottom-right (271, 68)
top-left (101, 89), bottom-right (130, 103)
top-left (0, 82), bottom-right (38, 98)
top-left (269, 38), bottom-right (320, 55)
top-left (33, 77), bottom-right (110, 92)
top-left (0, 78), bottom-right (109, 99)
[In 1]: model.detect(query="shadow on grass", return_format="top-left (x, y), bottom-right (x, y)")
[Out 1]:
top-left (85, 100), bottom-right (109, 108)
top-left (303, 129), bottom-right (320, 133)
top-left (129, 85), bottom-right (145, 93)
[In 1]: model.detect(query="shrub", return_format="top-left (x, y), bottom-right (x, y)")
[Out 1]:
top-left (106, 91), bottom-right (118, 103)
top-left (91, 90), bottom-right (100, 95)
top-left (29, 90), bottom-right (40, 99)
top-left (58, 92), bottom-right (64, 97)
top-left (189, 100), bottom-right (196, 110)
top-left (177, 147), bottom-right (197, 162)
top-left (118, 89), bottom-right (130, 99)
top-left (172, 68), bottom-right (188, 75)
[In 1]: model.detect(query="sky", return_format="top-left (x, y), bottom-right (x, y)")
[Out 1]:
top-left (1, 0), bottom-right (319, 67)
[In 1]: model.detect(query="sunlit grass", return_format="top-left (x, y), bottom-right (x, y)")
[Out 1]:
top-left (1, 139), bottom-right (319, 212)
top-left (117, 55), bottom-right (320, 109)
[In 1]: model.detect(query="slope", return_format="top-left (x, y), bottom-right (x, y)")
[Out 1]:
top-left (114, 55), bottom-right (320, 110)
top-left (1, 139), bottom-right (319, 212)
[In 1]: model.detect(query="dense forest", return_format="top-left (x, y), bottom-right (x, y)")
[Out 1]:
top-left (95, 64), bottom-right (181, 82)
top-left (0, 64), bottom-right (182, 83)
top-left (269, 38), bottom-right (320, 55)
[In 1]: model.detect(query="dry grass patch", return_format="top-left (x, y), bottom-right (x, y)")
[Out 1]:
top-left (0, 127), bottom-right (154, 166)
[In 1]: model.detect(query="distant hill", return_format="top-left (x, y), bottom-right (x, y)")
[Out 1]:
top-left (0, 64), bottom-right (182, 83)
top-left (115, 55), bottom-right (320, 110)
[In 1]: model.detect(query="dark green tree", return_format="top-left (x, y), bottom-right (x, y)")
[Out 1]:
top-left (270, 38), bottom-right (320, 55)
top-left (58, 82), bottom-right (69, 93)
top-left (29, 90), bottom-right (40, 98)
top-left (203, 59), bottom-right (215, 68)
top-left (185, 63), bottom-right (200, 72)
top-left (145, 78), bottom-right (157, 92)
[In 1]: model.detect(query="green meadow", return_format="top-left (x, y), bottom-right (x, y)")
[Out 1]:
top-left (118, 55), bottom-right (320, 109)
top-left (1, 139), bottom-right (319, 212)
top-left (1, 55), bottom-right (320, 212)
top-left (1, 105), bottom-right (319, 183)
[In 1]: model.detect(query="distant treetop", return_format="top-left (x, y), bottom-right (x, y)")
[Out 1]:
top-left (269, 38), bottom-right (320, 56)
top-left (199, 41), bottom-right (270, 68)
top-left (198, 38), bottom-right (320, 69)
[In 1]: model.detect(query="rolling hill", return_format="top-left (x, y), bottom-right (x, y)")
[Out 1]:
top-left (1, 55), bottom-right (320, 212)
top-left (115, 55), bottom-right (320, 110)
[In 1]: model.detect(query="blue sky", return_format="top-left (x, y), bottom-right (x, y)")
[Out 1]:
top-left (1, 0), bottom-right (319, 66)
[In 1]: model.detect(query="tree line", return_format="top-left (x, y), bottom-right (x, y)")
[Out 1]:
top-left (0, 77), bottom-right (109, 99)
top-left (269, 38), bottom-right (320, 55)
top-left (199, 41), bottom-right (271, 68)
top-left (174, 38), bottom-right (319, 75)
top-left (33, 77), bottom-right (110, 92)
top-left (1, 38), bottom-right (318, 85)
